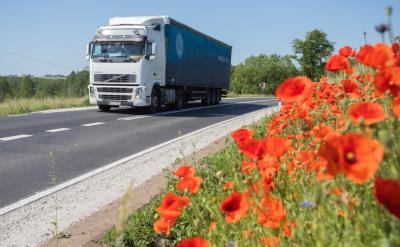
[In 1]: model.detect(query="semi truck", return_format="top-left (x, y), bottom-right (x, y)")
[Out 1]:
top-left (86, 16), bottom-right (232, 112)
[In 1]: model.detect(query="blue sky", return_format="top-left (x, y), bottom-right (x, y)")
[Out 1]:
top-left (0, 0), bottom-right (398, 76)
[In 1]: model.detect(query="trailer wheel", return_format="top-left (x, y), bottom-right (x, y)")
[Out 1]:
top-left (175, 88), bottom-right (184, 110)
top-left (210, 89), bottom-right (215, 105)
top-left (201, 89), bottom-right (212, 106)
top-left (149, 87), bottom-right (161, 113)
top-left (98, 105), bottom-right (111, 112)
top-left (215, 89), bottom-right (220, 105)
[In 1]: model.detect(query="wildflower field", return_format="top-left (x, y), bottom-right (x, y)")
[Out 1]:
top-left (105, 43), bottom-right (400, 246)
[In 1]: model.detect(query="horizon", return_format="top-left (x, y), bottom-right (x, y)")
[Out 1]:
top-left (0, 0), bottom-right (399, 76)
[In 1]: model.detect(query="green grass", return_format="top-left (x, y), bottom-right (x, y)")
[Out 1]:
top-left (0, 97), bottom-right (90, 116)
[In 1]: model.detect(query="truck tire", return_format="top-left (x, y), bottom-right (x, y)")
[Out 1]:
top-left (201, 89), bottom-right (212, 106)
top-left (98, 105), bottom-right (111, 112)
top-left (175, 88), bottom-right (184, 110)
top-left (210, 89), bottom-right (216, 105)
top-left (215, 89), bottom-right (220, 104)
top-left (149, 87), bottom-right (161, 113)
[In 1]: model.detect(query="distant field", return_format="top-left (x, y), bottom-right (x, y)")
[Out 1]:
top-left (0, 97), bottom-right (90, 116)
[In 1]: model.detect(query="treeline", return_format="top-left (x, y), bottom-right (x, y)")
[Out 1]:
top-left (0, 70), bottom-right (89, 102)
top-left (0, 29), bottom-right (334, 100)
top-left (229, 29), bottom-right (335, 95)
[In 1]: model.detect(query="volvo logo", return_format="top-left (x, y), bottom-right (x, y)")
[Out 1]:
top-left (176, 32), bottom-right (184, 59)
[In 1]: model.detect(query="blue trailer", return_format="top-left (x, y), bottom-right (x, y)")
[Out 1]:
top-left (165, 18), bottom-right (232, 90)
top-left (88, 16), bottom-right (232, 112)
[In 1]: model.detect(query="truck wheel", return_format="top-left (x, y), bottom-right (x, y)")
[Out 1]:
top-left (98, 105), bottom-right (111, 112)
top-left (149, 88), bottom-right (161, 113)
top-left (175, 88), bottom-right (184, 110)
top-left (212, 89), bottom-right (219, 105)
top-left (201, 89), bottom-right (212, 106)
top-left (215, 89), bottom-right (220, 104)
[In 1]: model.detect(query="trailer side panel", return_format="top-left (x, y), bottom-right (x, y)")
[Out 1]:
top-left (165, 21), bottom-right (231, 89)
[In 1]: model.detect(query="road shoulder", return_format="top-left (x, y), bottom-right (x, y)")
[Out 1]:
top-left (41, 136), bottom-right (228, 247)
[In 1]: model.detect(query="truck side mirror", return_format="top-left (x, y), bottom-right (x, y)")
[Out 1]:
top-left (152, 24), bottom-right (161, 31)
top-left (86, 42), bottom-right (91, 61)
top-left (151, 43), bottom-right (157, 56)
top-left (146, 43), bottom-right (156, 60)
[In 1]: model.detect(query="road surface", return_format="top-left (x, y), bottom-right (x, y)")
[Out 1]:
top-left (0, 97), bottom-right (278, 208)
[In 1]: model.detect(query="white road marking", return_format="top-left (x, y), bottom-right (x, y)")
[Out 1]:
top-left (117, 115), bottom-right (150, 121)
top-left (0, 106), bottom-right (281, 217)
top-left (81, 122), bottom-right (105, 127)
top-left (45, 128), bottom-right (70, 133)
top-left (0, 134), bottom-right (32, 141)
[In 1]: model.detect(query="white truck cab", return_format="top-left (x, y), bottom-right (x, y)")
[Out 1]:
top-left (87, 16), bottom-right (167, 111)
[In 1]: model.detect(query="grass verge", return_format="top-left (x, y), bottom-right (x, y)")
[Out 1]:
top-left (0, 97), bottom-right (90, 116)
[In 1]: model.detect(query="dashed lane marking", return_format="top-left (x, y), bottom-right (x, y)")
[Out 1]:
top-left (117, 115), bottom-right (150, 121)
top-left (81, 122), bottom-right (105, 127)
top-left (45, 128), bottom-right (71, 133)
top-left (0, 134), bottom-right (33, 141)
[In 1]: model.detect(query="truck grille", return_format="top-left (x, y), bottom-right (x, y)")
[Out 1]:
top-left (94, 74), bottom-right (136, 83)
top-left (97, 87), bottom-right (133, 93)
top-left (99, 95), bottom-right (132, 101)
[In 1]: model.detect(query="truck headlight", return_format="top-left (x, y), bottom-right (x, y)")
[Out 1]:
top-left (89, 87), bottom-right (95, 97)
top-left (135, 88), bottom-right (143, 99)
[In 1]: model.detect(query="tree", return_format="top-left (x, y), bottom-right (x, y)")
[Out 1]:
top-left (292, 29), bottom-right (335, 80)
top-left (230, 54), bottom-right (298, 95)
top-left (0, 77), bottom-right (10, 101)
top-left (18, 75), bottom-right (35, 98)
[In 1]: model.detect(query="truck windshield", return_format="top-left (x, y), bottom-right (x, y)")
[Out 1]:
top-left (92, 42), bottom-right (145, 58)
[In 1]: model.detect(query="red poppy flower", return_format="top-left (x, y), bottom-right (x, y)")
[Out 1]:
top-left (276, 76), bottom-right (313, 103)
top-left (325, 55), bottom-right (351, 72)
top-left (375, 177), bottom-right (400, 219)
top-left (241, 160), bottom-right (257, 174)
top-left (156, 193), bottom-right (189, 222)
top-left (173, 165), bottom-right (196, 178)
top-left (231, 128), bottom-right (254, 143)
top-left (348, 102), bottom-right (386, 125)
top-left (310, 123), bottom-right (333, 139)
top-left (339, 46), bottom-right (355, 57)
top-left (257, 196), bottom-right (286, 229)
top-left (261, 237), bottom-right (281, 247)
top-left (283, 221), bottom-right (297, 237)
top-left (318, 133), bottom-right (384, 183)
top-left (153, 218), bottom-right (171, 235)
top-left (393, 96), bottom-right (400, 117)
top-left (341, 79), bottom-right (360, 97)
top-left (258, 156), bottom-right (279, 179)
top-left (220, 191), bottom-right (249, 223)
top-left (177, 237), bottom-right (210, 247)
top-left (223, 181), bottom-right (234, 189)
top-left (261, 137), bottom-right (291, 157)
top-left (176, 176), bottom-right (203, 194)
top-left (260, 236), bottom-right (281, 247)
top-left (356, 43), bottom-right (394, 68)
top-left (237, 138), bottom-right (266, 160)
top-left (375, 67), bottom-right (400, 96)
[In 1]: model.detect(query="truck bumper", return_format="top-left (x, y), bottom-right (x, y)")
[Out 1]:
top-left (88, 85), bottom-right (148, 107)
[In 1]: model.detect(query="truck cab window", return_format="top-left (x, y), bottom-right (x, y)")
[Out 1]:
top-left (92, 42), bottom-right (145, 58)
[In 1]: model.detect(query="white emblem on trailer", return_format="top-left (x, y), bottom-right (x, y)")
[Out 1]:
top-left (176, 32), bottom-right (184, 59)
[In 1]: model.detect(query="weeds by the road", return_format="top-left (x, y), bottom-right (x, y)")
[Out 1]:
top-left (0, 97), bottom-right (89, 117)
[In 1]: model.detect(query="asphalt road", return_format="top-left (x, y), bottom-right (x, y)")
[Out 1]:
top-left (0, 97), bottom-right (278, 208)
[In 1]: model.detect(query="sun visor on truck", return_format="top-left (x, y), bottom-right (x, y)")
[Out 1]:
top-left (93, 34), bottom-right (147, 42)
